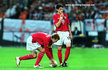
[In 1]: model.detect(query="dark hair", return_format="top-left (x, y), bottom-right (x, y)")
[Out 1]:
top-left (51, 33), bottom-right (60, 40)
top-left (75, 27), bottom-right (78, 30)
top-left (56, 4), bottom-right (63, 9)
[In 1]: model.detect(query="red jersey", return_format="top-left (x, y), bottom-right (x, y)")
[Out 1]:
top-left (53, 13), bottom-right (70, 31)
top-left (31, 33), bottom-right (53, 59)
top-left (31, 33), bottom-right (52, 46)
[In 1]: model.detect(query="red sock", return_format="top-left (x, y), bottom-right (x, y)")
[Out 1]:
top-left (35, 51), bottom-right (45, 66)
top-left (19, 54), bottom-right (35, 60)
top-left (64, 47), bottom-right (71, 62)
top-left (58, 50), bottom-right (62, 64)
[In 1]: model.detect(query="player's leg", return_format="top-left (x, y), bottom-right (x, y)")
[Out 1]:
top-left (49, 45), bottom-right (53, 58)
top-left (15, 51), bottom-right (37, 67)
top-left (62, 32), bottom-right (71, 67)
top-left (18, 51), bottom-right (37, 60)
top-left (58, 45), bottom-right (63, 66)
top-left (16, 35), bottom-right (37, 61)
top-left (34, 47), bottom-right (45, 68)
top-left (15, 36), bottom-right (38, 67)
top-left (54, 31), bottom-right (63, 66)
top-left (62, 43), bottom-right (71, 67)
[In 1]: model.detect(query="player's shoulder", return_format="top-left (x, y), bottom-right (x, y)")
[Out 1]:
top-left (53, 13), bottom-right (58, 16)
top-left (63, 13), bottom-right (68, 16)
top-left (36, 32), bottom-right (43, 35)
top-left (53, 13), bottom-right (59, 17)
top-left (34, 32), bottom-right (48, 36)
top-left (42, 33), bottom-right (51, 38)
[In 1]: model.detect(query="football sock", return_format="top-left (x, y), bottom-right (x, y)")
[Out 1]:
top-left (49, 48), bottom-right (53, 58)
top-left (64, 47), bottom-right (71, 62)
top-left (19, 54), bottom-right (35, 60)
top-left (34, 51), bottom-right (45, 65)
top-left (58, 50), bottom-right (62, 64)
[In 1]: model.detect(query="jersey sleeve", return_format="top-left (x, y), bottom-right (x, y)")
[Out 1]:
top-left (44, 44), bottom-right (53, 60)
top-left (53, 15), bottom-right (59, 25)
top-left (49, 48), bottom-right (53, 58)
top-left (43, 37), bottom-right (53, 59)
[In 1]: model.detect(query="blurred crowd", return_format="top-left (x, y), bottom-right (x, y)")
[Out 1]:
top-left (0, 0), bottom-right (108, 20)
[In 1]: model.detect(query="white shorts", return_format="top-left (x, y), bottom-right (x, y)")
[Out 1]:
top-left (26, 36), bottom-right (41, 52)
top-left (54, 31), bottom-right (71, 45)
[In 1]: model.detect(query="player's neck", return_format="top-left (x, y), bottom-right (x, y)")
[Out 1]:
top-left (57, 12), bottom-right (60, 15)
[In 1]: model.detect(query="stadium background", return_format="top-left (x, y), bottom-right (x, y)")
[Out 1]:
top-left (0, 0), bottom-right (108, 70)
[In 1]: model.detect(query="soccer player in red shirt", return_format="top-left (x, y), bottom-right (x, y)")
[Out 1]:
top-left (15, 32), bottom-right (60, 68)
top-left (53, 4), bottom-right (72, 67)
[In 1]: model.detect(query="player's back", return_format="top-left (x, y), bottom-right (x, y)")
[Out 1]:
top-left (31, 33), bottom-right (51, 45)
top-left (31, 32), bottom-right (48, 38)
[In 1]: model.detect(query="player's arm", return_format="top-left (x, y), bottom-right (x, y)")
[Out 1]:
top-left (68, 24), bottom-right (72, 39)
top-left (48, 45), bottom-right (53, 58)
top-left (54, 13), bottom-right (64, 28)
top-left (55, 19), bottom-right (62, 27)
top-left (44, 44), bottom-right (56, 65)
top-left (44, 44), bottom-right (53, 59)
top-left (67, 14), bottom-right (72, 39)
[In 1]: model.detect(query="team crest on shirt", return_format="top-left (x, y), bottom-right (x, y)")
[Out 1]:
top-left (62, 20), bottom-right (65, 23)
top-left (64, 16), bottom-right (66, 19)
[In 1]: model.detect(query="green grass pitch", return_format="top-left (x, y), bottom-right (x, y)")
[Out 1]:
top-left (0, 47), bottom-right (108, 70)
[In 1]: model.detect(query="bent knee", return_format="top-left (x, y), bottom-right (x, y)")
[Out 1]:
top-left (33, 54), bottom-right (37, 58)
top-left (31, 51), bottom-right (37, 58)
top-left (58, 46), bottom-right (62, 50)
top-left (66, 43), bottom-right (71, 47)
top-left (41, 49), bottom-right (45, 52)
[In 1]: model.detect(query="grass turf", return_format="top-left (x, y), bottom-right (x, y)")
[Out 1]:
top-left (0, 47), bottom-right (108, 70)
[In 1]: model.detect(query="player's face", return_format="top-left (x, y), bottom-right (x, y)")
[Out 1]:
top-left (57, 7), bottom-right (63, 14)
top-left (52, 38), bottom-right (58, 43)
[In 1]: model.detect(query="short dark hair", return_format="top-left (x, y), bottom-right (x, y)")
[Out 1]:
top-left (56, 4), bottom-right (63, 9)
top-left (51, 33), bottom-right (60, 40)
top-left (75, 27), bottom-right (78, 30)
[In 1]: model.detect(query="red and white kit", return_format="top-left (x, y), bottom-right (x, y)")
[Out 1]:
top-left (27, 33), bottom-right (53, 59)
top-left (53, 13), bottom-right (71, 45)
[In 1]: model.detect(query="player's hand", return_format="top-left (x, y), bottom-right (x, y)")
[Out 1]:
top-left (70, 35), bottom-right (72, 40)
top-left (60, 13), bottom-right (64, 18)
top-left (51, 59), bottom-right (55, 64)
top-left (51, 59), bottom-right (57, 67)
top-left (69, 32), bottom-right (72, 40)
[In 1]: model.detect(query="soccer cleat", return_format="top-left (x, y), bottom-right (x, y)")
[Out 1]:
top-left (60, 63), bottom-right (63, 67)
top-left (52, 64), bottom-right (57, 67)
top-left (15, 57), bottom-right (20, 67)
top-left (64, 61), bottom-right (68, 67)
top-left (34, 65), bottom-right (43, 68)
top-left (62, 61), bottom-right (68, 67)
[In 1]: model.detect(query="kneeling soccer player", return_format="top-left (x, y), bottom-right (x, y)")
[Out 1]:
top-left (15, 32), bottom-right (60, 68)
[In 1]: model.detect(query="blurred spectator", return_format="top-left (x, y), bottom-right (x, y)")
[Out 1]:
top-left (5, 5), bottom-right (13, 18)
top-left (32, 10), bottom-right (39, 20)
top-left (15, 4), bottom-right (22, 18)
top-left (28, 7), bottom-right (35, 19)
top-left (0, 0), bottom-right (107, 20)
top-left (94, 10), bottom-right (102, 19)
top-left (86, 0), bottom-right (94, 4)
top-left (19, 7), bottom-right (29, 19)
top-left (64, 6), bottom-right (71, 14)
top-left (72, 27), bottom-right (81, 36)
top-left (0, 6), bottom-right (6, 18)
top-left (102, 13), bottom-right (108, 19)
top-left (90, 7), bottom-right (96, 19)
